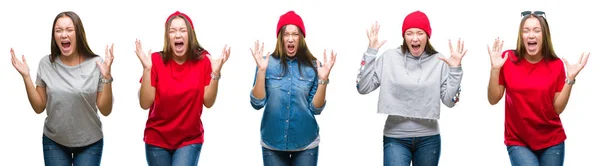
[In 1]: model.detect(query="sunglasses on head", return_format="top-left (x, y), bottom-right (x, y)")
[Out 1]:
top-left (521, 11), bottom-right (546, 18)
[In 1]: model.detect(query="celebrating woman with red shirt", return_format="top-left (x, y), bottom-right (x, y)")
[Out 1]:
top-left (487, 11), bottom-right (589, 166)
top-left (134, 11), bottom-right (231, 166)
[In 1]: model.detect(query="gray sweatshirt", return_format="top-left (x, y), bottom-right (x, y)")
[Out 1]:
top-left (356, 48), bottom-right (462, 137)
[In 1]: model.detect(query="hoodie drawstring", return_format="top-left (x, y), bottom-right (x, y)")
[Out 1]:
top-left (404, 53), bottom-right (424, 83)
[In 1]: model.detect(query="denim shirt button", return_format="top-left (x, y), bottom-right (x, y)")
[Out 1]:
top-left (288, 92), bottom-right (290, 95)
top-left (286, 120), bottom-right (289, 123)
top-left (288, 78), bottom-right (291, 80)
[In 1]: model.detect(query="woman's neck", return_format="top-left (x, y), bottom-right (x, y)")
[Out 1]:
top-left (172, 55), bottom-right (188, 64)
top-left (59, 53), bottom-right (83, 66)
top-left (524, 53), bottom-right (543, 64)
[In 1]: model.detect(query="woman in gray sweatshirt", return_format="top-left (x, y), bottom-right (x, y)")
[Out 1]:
top-left (356, 11), bottom-right (465, 166)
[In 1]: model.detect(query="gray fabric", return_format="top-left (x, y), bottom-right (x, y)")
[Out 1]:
top-left (357, 48), bottom-right (463, 120)
top-left (383, 115), bottom-right (439, 138)
top-left (36, 55), bottom-right (104, 147)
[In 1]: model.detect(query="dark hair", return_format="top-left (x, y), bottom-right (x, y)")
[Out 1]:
top-left (272, 25), bottom-right (316, 76)
top-left (50, 11), bottom-right (97, 63)
top-left (161, 15), bottom-right (206, 64)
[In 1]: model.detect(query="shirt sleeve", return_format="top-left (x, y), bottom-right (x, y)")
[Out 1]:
top-left (356, 48), bottom-right (383, 94)
top-left (35, 58), bottom-right (46, 88)
top-left (308, 73), bottom-right (326, 115)
top-left (250, 66), bottom-right (267, 110)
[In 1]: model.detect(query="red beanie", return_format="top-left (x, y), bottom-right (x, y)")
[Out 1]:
top-left (166, 11), bottom-right (194, 29)
top-left (402, 11), bottom-right (431, 38)
top-left (276, 11), bottom-right (306, 37)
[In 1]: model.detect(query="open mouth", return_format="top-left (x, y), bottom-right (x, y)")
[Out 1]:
top-left (61, 41), bottom-right (71, 50)
top-left (286, 44), bottom-right (295, 53)
top-left (174, 41), bottom-right (184, 51)
top-left (527, 41), bottom-right (537, 50)
top-left (411, 44), bottom-right (420, 52)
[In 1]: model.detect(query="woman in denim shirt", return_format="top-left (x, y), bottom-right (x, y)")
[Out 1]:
top-left (249, 11), bottom-right (337, 166)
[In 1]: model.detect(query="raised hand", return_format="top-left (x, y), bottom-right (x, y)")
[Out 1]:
top-left (249, 40), bottom-right (270, 71)
top-left (439, 38), bottom-right (468, 67)
top-left (10, 48), bottom-right (30, 77)
top-left (562, 52), bottom-right (590, 80)
top-left (317, 49), bottom-right (337, 80)
top-left (367, 22), bottom-right (387, 50)
top-left (208, 45), bottom-right (231, 74)
top-left (96, 44), bottom-right (114, 79)
top-left (135, 39), bottom-right (152, 70)
top-left (487, 38), bottom-right (508, 70)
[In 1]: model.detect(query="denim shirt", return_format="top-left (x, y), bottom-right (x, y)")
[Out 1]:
top-left (250, 55), bottom-right (326, 151)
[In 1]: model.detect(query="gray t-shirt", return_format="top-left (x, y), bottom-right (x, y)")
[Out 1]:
top-left (36, 55), bottom-right (104, 147)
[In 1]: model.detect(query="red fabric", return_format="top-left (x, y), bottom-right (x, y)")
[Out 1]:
top-left (499, 50), bottom-right (566, 150)
top-left (166, 11), bottom-right (194, 29)
top-left (402, 11), bottom-right (432, 38)
top-left (139, 51), bottom-right (212, 150)
top-left (277, 11), bottom-right (305, 37)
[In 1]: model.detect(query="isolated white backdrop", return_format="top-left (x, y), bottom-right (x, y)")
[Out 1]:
top-left (1, 0), bottom-right (598, 165)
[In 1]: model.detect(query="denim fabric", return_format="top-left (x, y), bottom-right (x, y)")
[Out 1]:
top-left (507, 142), bottom-right (565, 166)
top-left (42, 134), bottom-right (103, 166)
top-left (383, 134), bottom-right (441, 166)
top-left (250, 56), bottom-right (325, 151)
top-left (262, 146), bottom-right (319, 166)
top-left (145, 143), bottom-right (202, 166)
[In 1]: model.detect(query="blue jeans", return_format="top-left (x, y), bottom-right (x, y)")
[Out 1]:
top-left (507, 142), bottom-right (565, 166)
top-left (262, 146), bottom-right (319, 166)
top-left (42, 134), bottom-right (103, 166)
top-left (145, 143), bottom-right (202, 166)
top-left (383, 134), bottom-right (441, 166)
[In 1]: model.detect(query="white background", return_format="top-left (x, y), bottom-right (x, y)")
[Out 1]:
top-left (1, 0), bottom-right (598, 165)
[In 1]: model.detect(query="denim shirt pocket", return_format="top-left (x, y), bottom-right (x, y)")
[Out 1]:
top-left (294, 69), bottom-right (315, 92)
top-left (265, 73), bottom-right (283, 89)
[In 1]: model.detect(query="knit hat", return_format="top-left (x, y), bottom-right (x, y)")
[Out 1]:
top-left (276, 11), bottom-right (306, 37)
top-left (166, 11), bottom-right (194, 29)
top-left (402, 11), bottom-right (431, 38)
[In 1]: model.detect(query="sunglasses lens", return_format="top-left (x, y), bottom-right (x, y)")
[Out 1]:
top-left (521, 11), bottom-right (532, 16)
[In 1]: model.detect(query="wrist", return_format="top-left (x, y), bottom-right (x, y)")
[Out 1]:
top-left (211, 72), bottom-right (221, 80)
top-left (21, 73), bottom-right (31, 79)
top-left (318, 78), bottom-right (329, 85)
top-left (565, 78), bottom-right (576, 85)
top-left (103, 74), bottom-right (112, 80)
top-left (101, 76), bottom-right (113, 84)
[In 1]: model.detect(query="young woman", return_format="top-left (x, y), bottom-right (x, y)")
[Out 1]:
top-left (356, 11), bottom-right (466, 166)
top-left (134, 11), bottom-right (231, 166)
top-left (10, 11), bottom-right (114, 166)
top-left (249, 10), bottom-right (337, 166)
top-left (487, 11), bottom-right (589, 166)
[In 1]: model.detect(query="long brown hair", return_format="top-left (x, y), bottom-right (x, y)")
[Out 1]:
top-left (513, 14), bottom-right (558, 63)
top-left (161, 15), bottom-right (206, 64)
top-left (50, 11), bottom-right (97, 63)
top-left (272, 25), bottom-right (316, 76)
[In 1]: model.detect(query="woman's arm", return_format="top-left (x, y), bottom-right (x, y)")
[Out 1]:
top-left (25, 76), bottom-right (47, 114)
top-left (487, 69), bottom-right (506, 105)
top-left (139, 68), bottom-right (156, 110)
top-left (96, 80), bottom-right (113, 116)
top-left (203, 73), bottom-right (219, 108)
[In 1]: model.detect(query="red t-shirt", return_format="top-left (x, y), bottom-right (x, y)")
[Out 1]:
top-left (499, 50), bottom-right (566, 150)
top-left (140, 51), bottom-right (212, 150)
